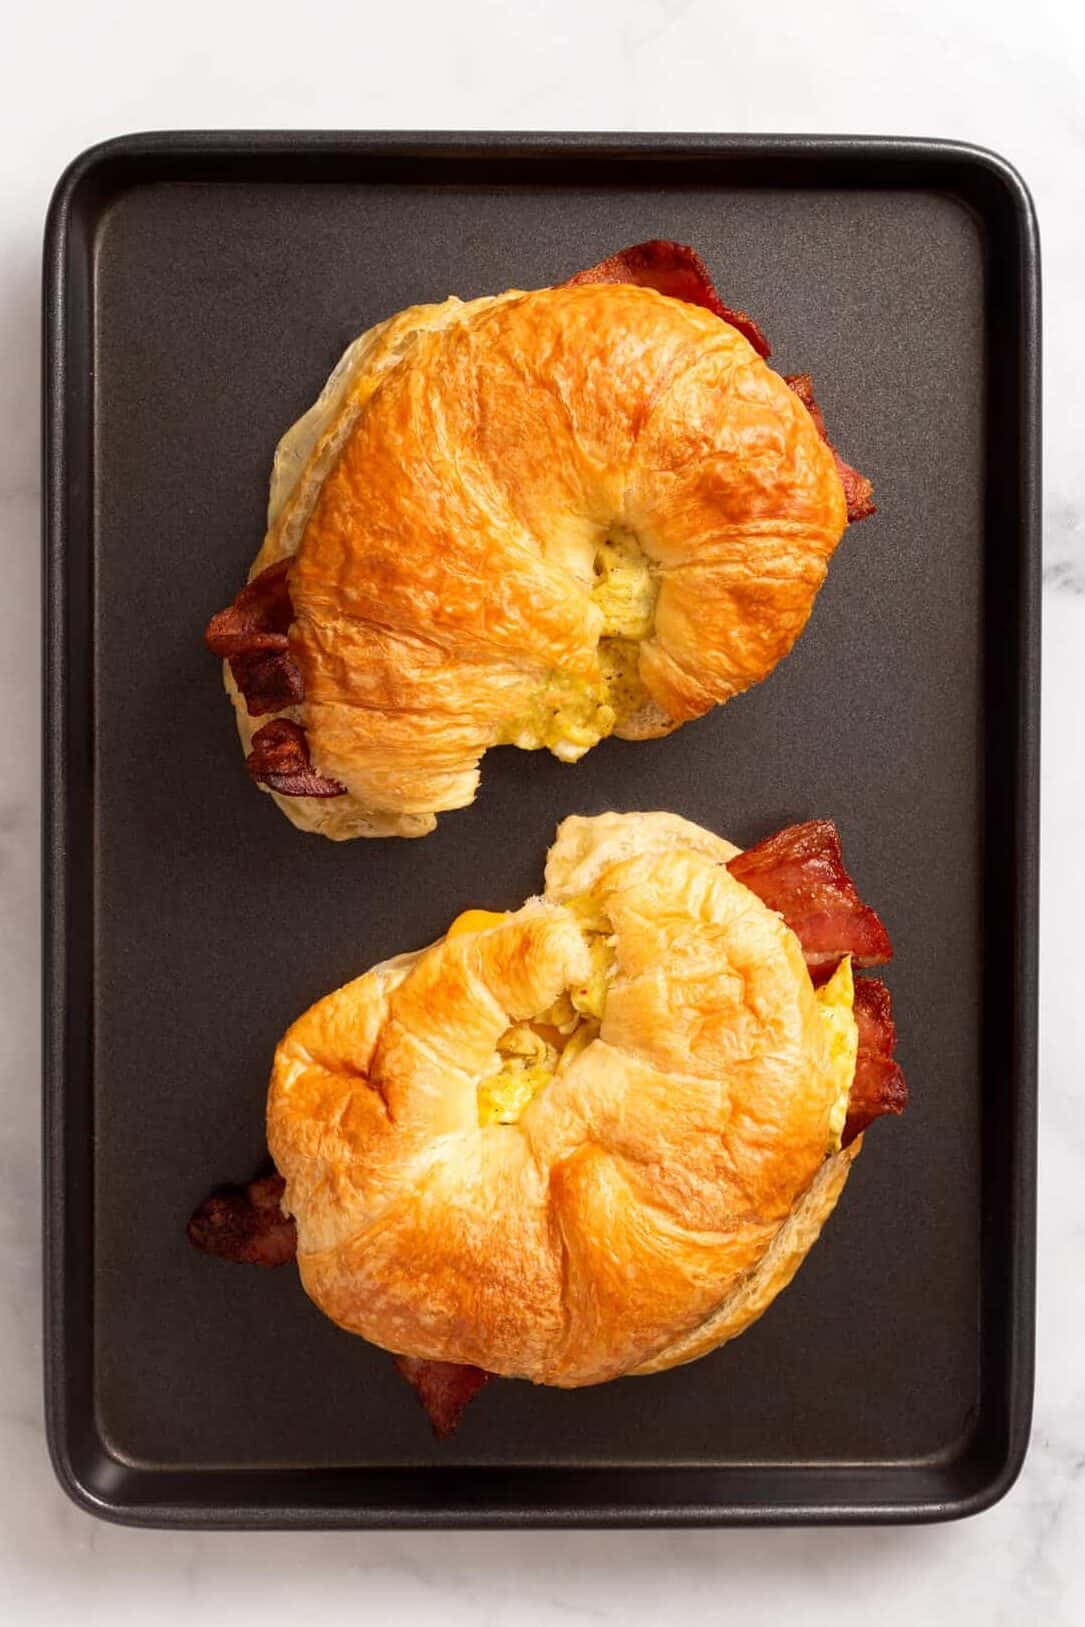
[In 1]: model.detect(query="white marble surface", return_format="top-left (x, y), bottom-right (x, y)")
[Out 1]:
top-left (3, 0), bottom-right (1082, 1618)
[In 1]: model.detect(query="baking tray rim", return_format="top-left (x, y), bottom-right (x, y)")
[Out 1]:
top-left (42, 128), bottom-right (1040, 1529)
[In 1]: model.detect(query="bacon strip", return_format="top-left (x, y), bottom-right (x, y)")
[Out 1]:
top-left (727, 819), bottom-right (892, 970)
top-left (394, 1356), bottom-right (495, 1440)
top-left (205, 559), bottom-right (306, 716)
top-left (727, 820), bottom-right (904, 1138)
top-left (567, 239), bottom-right (772, 360)
top-left (186, 1173), bottom-right (298, 1267)
top-left (246, 718), bottom-right (346, 798)
top-left (843, 977), bottom-right (908, 1145)
top-left (229, 642), bottom-right (305, 714)
top-left (205, 559), bottom-right (294, 646)
top-left (207, 563), bottom-right (340, 792)
top-left (784, 373), bottom-right (876, 523)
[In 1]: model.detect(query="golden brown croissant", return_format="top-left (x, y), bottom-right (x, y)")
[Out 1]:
top-left (267, 812), bottom-right (904, 1388)
top-left (207, 244), bottom-right (873, 840)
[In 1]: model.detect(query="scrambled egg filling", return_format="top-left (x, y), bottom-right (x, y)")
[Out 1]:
top-left (597, 636), bottom-right (652, 724)
top-left (816, 956), bottom-right (860, 1149)
top-left (456, 913), bottom-right (859, 1139)
top-left (476, 1022), bottom-right (562, 1127)
top-left (592, 533), bottom-right (657, 640)
top-left (498, 671), bottom-right (617, 762)
top-left (451, 900), bottom-right (614, 1127)
top-left (498, 534), bottom-right (658, 760)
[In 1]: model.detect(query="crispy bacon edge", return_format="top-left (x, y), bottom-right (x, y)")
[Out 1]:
top-left (727, 818), bottom-right (892, 970)
top-left (205, 559), bottom-right (305, 715)
top-left (566, 238), bottom-right (772, 360)
top-left (245, 718), bottom-right (346, 798)
top-left (784, 373), bottom-right (876, 524)
top-left (394, 1357), bottom-right (496, 1440)
top-left (845, 977), bottom-right (908, 1146)
top-left (206, 563), bottom-right (345, 795)
top-left (186, 1173), bottom-right (298, 1267)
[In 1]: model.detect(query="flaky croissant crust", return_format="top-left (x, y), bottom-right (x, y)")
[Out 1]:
top-left (267, 813), bottom-right (858, 1387)
top-left (229, 281), bottom-right (847, 839)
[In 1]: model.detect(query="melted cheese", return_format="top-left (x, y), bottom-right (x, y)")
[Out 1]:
top-left (817, 956), bottom-right (860, 1148)
top-left (447, 908), bottom-right (508, 939)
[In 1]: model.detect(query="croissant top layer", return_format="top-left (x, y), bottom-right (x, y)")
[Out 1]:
top-left (209, 251), bottom-right (861, 840)
top-left (267, 812), bottom-right (872, 1386)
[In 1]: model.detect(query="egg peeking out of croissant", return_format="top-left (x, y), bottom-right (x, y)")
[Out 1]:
top-left (256, 813), bottom-right (905, 1394)
top-left (205, 242), bottom-right (875, 840)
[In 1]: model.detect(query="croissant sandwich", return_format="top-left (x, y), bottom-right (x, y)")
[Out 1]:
top-left (205, 242), bottom-right (876, 840)
top-left (191, 812), bottom-right (905, 1434)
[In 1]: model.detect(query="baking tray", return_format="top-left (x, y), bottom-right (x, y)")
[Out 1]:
top-left (43, 132), bottom-right (1040, 1528)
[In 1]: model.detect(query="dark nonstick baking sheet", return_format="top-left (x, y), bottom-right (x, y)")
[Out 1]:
top-left (43, 133), bottom-right (1039, 1527)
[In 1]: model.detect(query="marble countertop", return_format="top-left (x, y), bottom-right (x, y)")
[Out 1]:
top-left (3, 0), bottom-right (1081, 1619)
